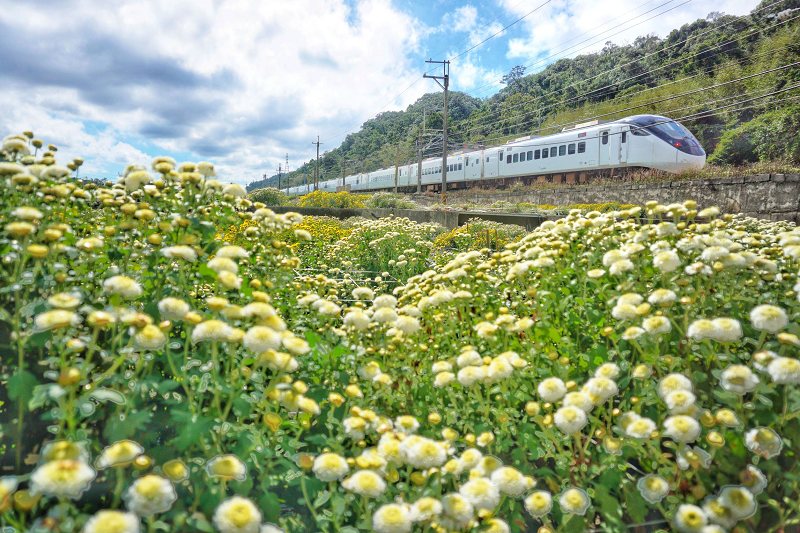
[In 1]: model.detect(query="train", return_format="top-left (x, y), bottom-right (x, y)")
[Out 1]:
top-left (282, 114), bottom-right (706, 195)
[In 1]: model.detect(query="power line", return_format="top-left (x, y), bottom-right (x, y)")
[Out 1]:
top-left (465, 58), bottom-right (800, 145)
top-left (466, 0), bottom-right (690, 98)
top-left (458, 10), bottom-right (800, 137)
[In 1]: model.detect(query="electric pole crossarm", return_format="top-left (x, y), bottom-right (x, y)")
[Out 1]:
top-left (424, 58), bottom-right (449, 204)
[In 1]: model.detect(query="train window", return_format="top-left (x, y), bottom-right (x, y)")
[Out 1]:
top-left (534, 150), bottom-right (540, 159)
top-left (558, 145), bottom-right (566, 156)
top-left (550, 147), bottom-right (557, 157)
top-left (631, 127), bottom-right (649, 136)
top-left (568, 143), bottom-right (576, 154)
top-left (458, 163), bottom-right (463, 170)
top-left (513, 153), bottom-right (519, 163)
top-left (578, 141), bottom-right (586, 153)
top-left (486, 157), bottom-right (489, 162)
top-left (506, 155), bottom-right (512, 164)
top-left (542, 149), bottom-right (548, 159)
top-left (601, 131), bottom-right (609, 145)
top-left (527, 151), bottom-right (533, 160)
top-left (621, 132), bottom-right (627, 143)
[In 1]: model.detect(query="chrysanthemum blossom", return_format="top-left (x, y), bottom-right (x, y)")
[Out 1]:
top-left (31, 459), bottom-right (95, 499)
top-left (312, 453), bottom-right (349, 482)
top-left (637, 475), bottom-right (669, 504)
top-left (342, 470), bottom-right (386, 498)
top-left (459, 477), bottom-right (500, 512)
top-left (537, 377), bottom-right (567, 402)
top-left (82, 510), bottom-right (140, 533)
top-left (206, 454), bottom-right (247, 481)
top-left (103, 275), bottom-right (143, 299)
top-left (745, 427), bottom-right (783, 459)
top-left (124, 475), bottom-right (176, 516)
top-left (663, 416), bottom-right (701, 443)
top-left (213, 496), bottom-right (261, 533)
top-left (750, 304), bottom-right (788, 333)
top-left (524, 490), bottom-right (552, 518)
top-left (554, 406), bottom-right (588, 435)
top-left (558, 487), bottom-right (590, 515)
top-left (674, 504), bottom-right (707, 532)
top-left (767, 357), bottom-right (800, 384)
top-left (720, 365), bottom-right (759, 394)
top-left (96, 440), bottom-right (144, 469)
top-left (372, 503), bottom-right (412, 533)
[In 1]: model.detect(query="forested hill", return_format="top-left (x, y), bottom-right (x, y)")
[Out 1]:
top-left (249, 0), bottom-right (800, 192)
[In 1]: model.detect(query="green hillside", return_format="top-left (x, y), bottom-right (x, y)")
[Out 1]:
top-left (249, 0), bottom-right (800, 192)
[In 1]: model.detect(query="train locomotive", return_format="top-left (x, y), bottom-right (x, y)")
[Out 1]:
top-left (283, 114), bottom-right (706, 195)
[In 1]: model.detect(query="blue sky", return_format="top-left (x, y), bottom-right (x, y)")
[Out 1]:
top-left (0, 0), bottom-right (759, 184)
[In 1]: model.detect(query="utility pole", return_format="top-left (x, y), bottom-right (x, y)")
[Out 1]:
top-left (312, 136), bottom-right (323, 191)
top-left (424, 59), bottom-right (449, 204)
top-left (394, 145), bottom-right (399, 193)
top-left (416, 107), bottom-right (425, 194)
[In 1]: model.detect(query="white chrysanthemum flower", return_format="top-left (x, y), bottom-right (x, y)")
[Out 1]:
top-left (432, 361), bottom-right (453, 373)
top-left (459, 448), bottom-right (483, 470)
top-left (206, 455), bottom-right (247, 481)
top-left (343, 416), bottom-right (367, 440)
top-left (312, 453), bottom-right (349, 482)
top-left (434, 372), bottom-right (455, 387)
top-left (457, 365), bottom-right (487, 386)
top-left (648, 288), bottom-right (677, 306)
top-left (103, 275), bottom-right (143, 299)
top-left (687, 319), bottom-right (715, 341)
top-left (440, 493), bottom-right (474, 530)
top-left (48, 292), bottom-right (82, 309)
top-left (753, 350), bottom-right (778, 372)
top-left (554, 406), bottom-right (588, 435)
top-left (216, 245), bottom-right (250, 259)
top-left (217, 270), bottom-right (242, 290)
top-left (192, 320), bottom-right (234, 343)
top-left (474, 321), bottom-right (498, 338)
top-left (124, 475), bottom-right (176, 516)
top-left (602, 249), bottom-right (627, 267)
top-left (158, 297), bottom-right (190, 321)
top-left (207, 256), bottom-right (238, 274)
top-left (490, 466), bottom-right (530, 497)
top-left (653, 249), bottom-right (681, 272)
top-left (740, 465), bottom-right (767, 495)
top-left (372, 503), bottom-right (412, 533)
top-left (343, 310), bottom-right (371, 331)
top-left (612, 303), bottom-right (638, 321)
top-left (373, 294), bottom-right (397, 309)
top-left (394, 415), bottom-right (419, 434)
top-left (411, 497), bottom-right (442, 522)
top-left (133, 324), bottom-right (166, 351)
top-left (617, 293), bottom-right (643, 306)
top-left (710, 318), bottom-right (742, 343)
top-left (594, 363), bottom-right (620, 379)
top-left (701, 245), bottom-right (729, 262)
top-left (11, 206), bottom-right (43, 221)
top-left (456, 349), bottom-right (482, 368)
top-left (584, 376), bottom-right (618, 404)
top-left (394, 315), bottom-right (420, 335)
top-left (665, 389), bottom-right (696, 414)
top-left (97, 440), bottom-right (144, 469)
top-left (750, 304), bottom-right (788, 333)
top-left (401, 437), bottom-right (447, 469)
top-left (161, 245), bottom-right (197, 262)
top-left (34, 309), bottom-right (80, 331)
top-left (609, 259), bottom-right (634, 275)
top-left (767, 357), bottom-right (800, 384)
top-left (663, 416), bottom-right (701, 443)
top-left (559, 487), bottom-right (590, 515)
top-left (658, 373), bottom-right (693, 399)
top-left (720, 365), bottom-right (759, 394)
top-left (243, 326), bottom-right (281, 353)
top-left (718, 485), bottom-right (756, 520)
top-left (674, 504), bottom-right (707, 532)
top-left (642, 316), bottom-right (672, 335)
top-left (82, 510), bottom-right (140, 533)
top-left (31, 459), bottom-right (95, 499)
top-left (537, 377), bottom-right (567, 402)
top-left (316, 300), bottom-right (341, 316)
top-left (342, 470), bottom-right (386, 498)
top-left (637, 475), bottom-right (669, 504)
top-left (524, 490), bottom-right (552, 518)
top-left (626, 416), bottom-right (657, 439)
top-left (213, 496), bottom-right (261, 533)
top-left (587, 268), bottom-right (605, 278)
top-left (563, 392), bottom-right (594, 413)
top-left (372, 307), bottom-right (398, 323)
top-left (459, 477), bottom-right (500, 512)
top-left (622, 326), bottom-right (645, 340)
top-left (745, 427), bottom-right (783, 458)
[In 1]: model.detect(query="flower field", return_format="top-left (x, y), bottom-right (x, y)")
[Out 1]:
top-left (1, 131), bottom-right (800, 533)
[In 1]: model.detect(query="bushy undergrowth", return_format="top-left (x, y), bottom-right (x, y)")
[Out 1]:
top-left (297, 190), bottom-right (367, 209)
top-left (365, 192), bottom-right (418, 210)
top-left (2, 130), bottom-right (800, 533)
top-left (248, 187), bottom-right (289, 206)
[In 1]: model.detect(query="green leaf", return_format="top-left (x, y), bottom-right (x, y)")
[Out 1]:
top-left (625, 488), bottom-right (648, 524)
top-left (9, 370), bottom-right (38, 405)
top-left (259, 491), bottom-right (281, 522)
top-left (562, 515), bottom-right (586, 533)
top-left (170, 412), bottom-right (214, 451)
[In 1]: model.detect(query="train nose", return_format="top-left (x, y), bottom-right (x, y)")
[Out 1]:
top-left (677, 153), bottom-right (706, 172)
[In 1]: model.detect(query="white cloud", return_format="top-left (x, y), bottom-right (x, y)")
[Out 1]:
top-left (0, 0), bottom-right (426, 184)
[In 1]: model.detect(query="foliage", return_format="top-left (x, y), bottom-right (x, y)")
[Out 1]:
top-left (248, 187), bottom-right (289, 206)
top-left (296, 190), bottom-right (367, 209)
top-left (3, 132), bottom-right (800, 533)
top-left (365, 192), bottom-right (419, 210)
top-left (709, 105), bottom-right (800, 165)
top-left (433, 219), bottom-right (527, 252)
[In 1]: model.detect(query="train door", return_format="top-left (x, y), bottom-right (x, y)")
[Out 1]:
top-left (484, 150), bottom-right (500, 179)
top-left (598, 128), bottom-right (619, 168)
top-left (618, 126), bottom-right (629, 165)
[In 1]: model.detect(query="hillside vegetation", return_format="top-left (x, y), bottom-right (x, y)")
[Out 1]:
top-left (249, 0), bottom-right (800, 192)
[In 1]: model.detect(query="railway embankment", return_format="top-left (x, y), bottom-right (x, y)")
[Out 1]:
top-left (410, 173), bottom-right (800, 223)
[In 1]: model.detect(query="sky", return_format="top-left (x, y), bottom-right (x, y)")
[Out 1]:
top-left (0, 0), bottom-right (759, 185)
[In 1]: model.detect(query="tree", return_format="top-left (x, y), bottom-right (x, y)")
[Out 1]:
top-left (501, 65), bottom-right (527, 87)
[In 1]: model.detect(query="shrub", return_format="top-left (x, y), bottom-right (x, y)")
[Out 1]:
top-left (297, 190), bottom-right (367, 209)
top-left (248, 186), bottom-right (288, 206)
top-left (364, 192), bottom-right (418, 210)
top-left (710, 105), bottom-right (800, 165)
top-left (433, 218), bottom-right (526, 251)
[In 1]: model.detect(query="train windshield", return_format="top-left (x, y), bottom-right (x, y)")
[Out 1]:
top-left (621, 115), bottom-right (705, 156)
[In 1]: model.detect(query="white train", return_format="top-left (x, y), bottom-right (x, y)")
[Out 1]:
top-left (283, 114), bottom-right (706, 195)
